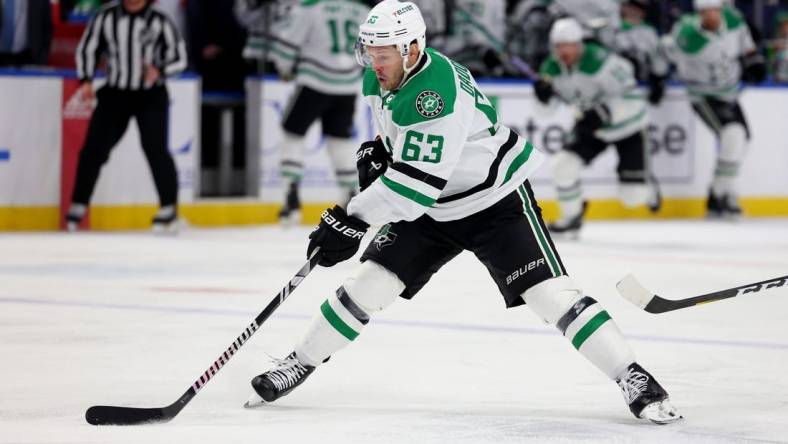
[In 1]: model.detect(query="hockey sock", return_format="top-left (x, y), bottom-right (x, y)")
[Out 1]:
top-left (524, 276), bottom-right (635, 380)
top-left (325, 136), bottom-right (358, 191)
top-left (712, 123), bottom-right (747, 197)
top-left (280, 132), bottom-right (306, 185)
top-left (552, 151), bottom-right (584, 221)
top-left (295, 287), bottom-right (370, 366)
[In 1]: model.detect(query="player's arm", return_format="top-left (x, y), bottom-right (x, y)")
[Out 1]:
top-left (266, 5), bottom-right (313, 80)
top-left (76, 10), bottom-right (107, 85)
top-left (534, 56), bottom-right (560, 104)
top-left (159, 15), bottom-right (188, 77)
top-left (576, 54), bottom-right (637, 134)
top-left (348, 116), bottom-right (466, 226)
top-left (739, 23), bottom-right (766, 84)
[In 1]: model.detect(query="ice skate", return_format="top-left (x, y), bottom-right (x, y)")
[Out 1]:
top-left (152, 206), bottom-right (178, 235)
top-left (279, 182), bottom-right (302, 226)
top-left (706, 190), bottom-right (742, 220)
top-left (616, 363), bottom-right (682, 424)
top-left (244, 352), bottom-right (315, 408)
top-left (65, 204), bottom-right (86, 232)
top-left (548, 202), bottom-right (586, 240)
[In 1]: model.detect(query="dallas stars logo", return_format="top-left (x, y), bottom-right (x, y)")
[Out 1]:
top-left (415, 91), bottom-right (444, 118)
top-left (373, 224), bottom-right (398, 251)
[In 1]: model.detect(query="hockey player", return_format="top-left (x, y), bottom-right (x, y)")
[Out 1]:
top-left (663, 0), bottom-right (766, 218)
top-left (247, 0), bottom-right (370, 223)
top-left (552, 0), bottom-right (621, 48)
top-left (442, 0), bottom-right (507, 76)
top-left (534, 18), bottom-right (660, 237)
top-left (614, 0), bottom-right (670, 105)
top-left (246, 1), bottom-right (681, 424)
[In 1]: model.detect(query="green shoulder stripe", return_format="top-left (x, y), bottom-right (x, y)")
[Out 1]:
top-left (578, 43), bottom-right (609, 75)
top-left (540, 56), bottom-right (561, 78)
top-left (362, 68), bottom-right (380, 97)
top-left (675, 16), bottom-right (708, 55)
top-left (390, 48), bottom-right (457, 127)
top-left (723, 6), bottom-right (744, 30)
top-left (301, 0), bottom-right (320, 6)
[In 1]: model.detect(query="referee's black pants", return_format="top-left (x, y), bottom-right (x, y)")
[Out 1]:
top-left (71, 86), bottom-right (178, 208)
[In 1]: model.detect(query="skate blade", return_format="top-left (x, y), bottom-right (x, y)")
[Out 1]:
top-left (638, 399), bottom-right (683, 425)
top-left (243, 393), bottom-right (268, 409)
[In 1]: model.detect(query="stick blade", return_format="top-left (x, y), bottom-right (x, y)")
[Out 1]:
top-left (85, 405), bottom-right (172, 426)
top-left (616, 274), bottom-right (656, 310)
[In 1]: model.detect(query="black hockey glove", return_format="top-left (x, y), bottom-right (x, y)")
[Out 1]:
top-left (575, 105), bottom-right (611, 138)
top-left (740, 53), bottom-right (767, 84)
top-left (307, 205), bottom-right (369, 267)
top-left (356, 138), bottom-right (391, 192)
top-left (647, 74), bottom-right (667, 105)
top-left (533, 78), bottom-right (554, 104)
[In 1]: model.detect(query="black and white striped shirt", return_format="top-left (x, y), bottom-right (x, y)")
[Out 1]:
top-left (76, 1), bottom-right (187, 90)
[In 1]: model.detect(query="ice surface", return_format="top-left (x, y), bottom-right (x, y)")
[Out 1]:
top-left (1, 220), bottom-right (787, 443)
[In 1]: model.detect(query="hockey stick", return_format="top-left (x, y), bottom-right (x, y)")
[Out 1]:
top-left (616, 273), bottom-right (788, 314)
top-left (85, 248), bottom-right (322, 425)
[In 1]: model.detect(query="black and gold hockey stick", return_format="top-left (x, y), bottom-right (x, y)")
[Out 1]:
top-left (616, 274), bottom-right (788, 314)
top-left (85, 248), bottom-right (322, 425)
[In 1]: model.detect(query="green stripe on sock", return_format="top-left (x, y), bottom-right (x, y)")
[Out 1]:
top-left (571, 311), bottom-right (611, 349)
top-left (320, 301), bottom-right (359, 341)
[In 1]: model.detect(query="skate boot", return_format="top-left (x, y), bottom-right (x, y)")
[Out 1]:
top-left (244, 352), bottom-right (315, 408)
top-left (152, 205), bottom-right (178, 235)
top-left (647, 177), bottom-right (662, 214)
top-left (279, 182), bottom-right (301, 226)
top-left (547, 202), bottom-right (587, 239)
top-left (65, 203), bottom-right (87, 232)
top-left (616, 363), bottom-right (682, 424)
top-left (707, 190), bottom-right (742, 220)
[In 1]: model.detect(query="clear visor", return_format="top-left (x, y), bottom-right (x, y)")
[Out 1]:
top-left (354, 40), bottom-right (404, 68)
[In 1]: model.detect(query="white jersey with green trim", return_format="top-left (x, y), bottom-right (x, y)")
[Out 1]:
top-left (347, 48), bottom-right (545, 225)
top-left (443, 0), bottom-right (506, 53)
top-left (540, 43), bottom-right (647, 142)
top-left (663, 7), bottom-right (756, 102)
top-left (614, 20), bottom-right (669, 81)
top-left (252, 0), bottom-right (369, 95)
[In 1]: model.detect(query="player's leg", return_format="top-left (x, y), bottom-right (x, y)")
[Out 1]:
top-left (67, 88), bottom-right (133, 230)
top-left (614, 129), bottom-right (661, 213)
top-left (321, 94), bottom-right (359, 207)
top-left (548, 134), bottom-right (605, 237)
top-left (278, 86), bottom-right (324, 224)
top-left (246, 219), bottom-right (461, 406)
top-left (477, 182), bottom-right (680, 423)
top-left (692, 97), bottom-right (749, 218)
top-left (135, 87), bottom-right (179, 231)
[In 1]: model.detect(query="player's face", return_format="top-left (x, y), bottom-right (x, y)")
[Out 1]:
top-left (555, 42), bottom-right (582, 67)
top-left (122, 0), bottom-right (148, 13)
top-left (366, 45), bottom-right (405, 90)
top-left (699, 8), bottom-right (722, 31)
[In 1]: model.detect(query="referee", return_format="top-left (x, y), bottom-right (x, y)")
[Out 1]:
top-left (65, 0), bottom-right (187, 232)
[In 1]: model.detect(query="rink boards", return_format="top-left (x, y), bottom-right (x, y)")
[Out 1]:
top-left (1, 71), bottom-right (787, 230)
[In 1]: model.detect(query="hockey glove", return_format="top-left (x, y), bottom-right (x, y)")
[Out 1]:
top-left (533, 78), bottom-right (555, 104)
top-left (575, 105), bottom-right (611, 138)
top-left (356, 138), bottom-right (391, 192)
top-left (740, 53), bottom-right (767, 84)
top-left (307, 205), bottom-right (369, 267)
top-left (647, 74), bottom-right (667, 105)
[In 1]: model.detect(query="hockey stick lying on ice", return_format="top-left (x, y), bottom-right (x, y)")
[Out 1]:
top-left (85, 248), bottom-right (322, 426)
top-left (616, 273), bottom-right (788, 314)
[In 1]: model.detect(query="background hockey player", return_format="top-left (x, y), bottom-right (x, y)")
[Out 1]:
top-left (534, 18), bottom-right (660, 237)
top-left (663, 0), bottom-right (766, 218)
top-left (245, 0), bottom-right (681, 425)
top-left (246, 0), bottom-right (370, 224)
top-left (614, 0), bottom-right (670, 106)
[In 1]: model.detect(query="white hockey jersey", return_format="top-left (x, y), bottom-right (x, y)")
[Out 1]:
top-left (540, 43), bottom-right (647, 142)
top-left (663, 7), bottom-right (756, 102)
top-left (443, 0), bottom-right (506, 54)
top-left (614, 20), bottom-right (669, 81)
top-left (348, 48), bottom-right (545, 225)
top-left (247, 0), bottom-right (370, 95)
